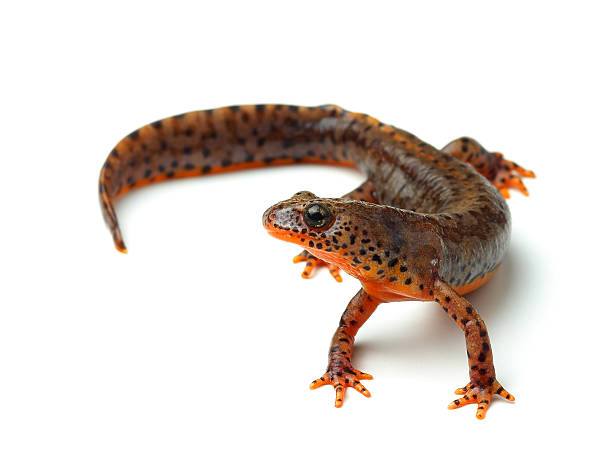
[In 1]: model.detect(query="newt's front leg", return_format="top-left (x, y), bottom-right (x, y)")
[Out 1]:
top-left (433, 279), bottom-right (514, 419)
top-left (310, 288), bottom-right (380, 407)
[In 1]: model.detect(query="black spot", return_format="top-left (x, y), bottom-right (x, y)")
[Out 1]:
top-left (201, 165), bottom-right (211, 174)
top-left (221, 159), bottom-right (232, 167)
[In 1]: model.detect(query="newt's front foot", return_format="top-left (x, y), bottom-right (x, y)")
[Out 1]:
top-left (293, 250), bottom-right (342, 282)
top-left (448, 379), bottom-right (515, 420)
top-left (310, 367), bottom-right (373, 407)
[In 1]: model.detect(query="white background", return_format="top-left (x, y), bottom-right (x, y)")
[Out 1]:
top-left (1, 1), bottom-right (610, 457)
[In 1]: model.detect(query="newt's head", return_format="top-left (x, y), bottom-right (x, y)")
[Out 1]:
top-left (263, 190), bottom-right (443, 292)
top-left (263, 191), bottom-right (390, 280)
top-left (263, 191), bottom-right (342, 247)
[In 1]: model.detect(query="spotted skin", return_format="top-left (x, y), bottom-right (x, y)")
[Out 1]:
top-left (99, 104), bottom-right (535, 419)
top-left (293, 180), bottom-right (378, 281)
top-left (309, 288), bottom-right (378, 407)
top-left (442, 137), bottom-right (536, 199)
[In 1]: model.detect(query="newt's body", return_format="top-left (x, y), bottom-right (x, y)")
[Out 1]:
top-left (99, 104), bottom-right (534, 419)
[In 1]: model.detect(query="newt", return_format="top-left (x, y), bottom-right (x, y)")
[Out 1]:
top-left (99, 104), bottom-right (535, 419)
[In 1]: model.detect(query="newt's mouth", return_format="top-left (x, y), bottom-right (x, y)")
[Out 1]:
top-left (265, 227), bottom-right (303, 244)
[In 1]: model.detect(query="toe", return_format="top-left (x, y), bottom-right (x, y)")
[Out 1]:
top-left (335, 385), bottom-right (346, 407)
top-left (355, 371), bottom-right (373, 380)
top-left (448, 395), bottom-right (473, 410)
top-left (327, 265), bottom-right (343, 282)
top-left (454, 385), bottom-right (468, 395)
top-left (352, 381), bottom-right (371, 397)
top-left (475, 399), bottom-right (492, 419)
top-left (495, 386), bottom-right (515, 401)
top-left (309, 376), bottom-right (329, 390)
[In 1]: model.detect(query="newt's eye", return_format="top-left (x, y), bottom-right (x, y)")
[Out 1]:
top-left (303, 203), bottom-right (332, 229)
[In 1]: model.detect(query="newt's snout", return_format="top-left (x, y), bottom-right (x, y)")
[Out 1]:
top-left (263, 191), bottom-right (318, 233)
top-left (262, 202), bottom-right (296, 234)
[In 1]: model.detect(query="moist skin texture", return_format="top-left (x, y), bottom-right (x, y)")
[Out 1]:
top-left (99, 104), bottom-right (535, 419)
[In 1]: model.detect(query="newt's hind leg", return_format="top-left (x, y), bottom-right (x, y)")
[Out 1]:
top-left (433, 279), bottom-right (514, 419)
top-left (293, 180), bottom-right (378, 282)
top-left (442, 137), bottom-right (535, 198)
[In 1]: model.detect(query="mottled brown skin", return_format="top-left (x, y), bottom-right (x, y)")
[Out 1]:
top-left (99, 104), bottom-right (534, 419)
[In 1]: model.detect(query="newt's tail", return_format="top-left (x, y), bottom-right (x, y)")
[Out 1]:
top-left (98, 104), bottom-right (357, 253)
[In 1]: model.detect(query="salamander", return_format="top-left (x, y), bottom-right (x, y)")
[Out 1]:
top-left (99, 104), bottom-right (535, 419)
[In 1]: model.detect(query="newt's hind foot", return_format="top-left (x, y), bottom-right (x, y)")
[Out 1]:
top-left (293, 250), bottom-right (342, 282)
top-left (310, 367), bottom-right (373, 407)
top-left (487, 152), bottom-right (536, 199)
top-left (448, 379), bottom-right (515, 420)
top-left (442, 137), bottom-right (535, 199)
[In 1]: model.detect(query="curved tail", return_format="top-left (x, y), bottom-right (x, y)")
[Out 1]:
top-left (98, 104), bottom-right (359, 253)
